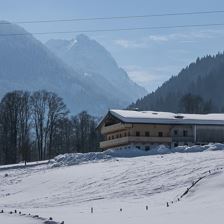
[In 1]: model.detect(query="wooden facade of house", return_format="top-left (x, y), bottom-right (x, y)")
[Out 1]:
top-left (97, 110), bottom-right (224, 150)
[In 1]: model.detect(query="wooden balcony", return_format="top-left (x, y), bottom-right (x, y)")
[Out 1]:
top-left (100, 136), bottom-right (172, 149)
top-left (101, 123), bottom-right (132, 134)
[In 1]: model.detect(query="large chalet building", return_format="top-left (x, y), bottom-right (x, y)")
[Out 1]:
top-left (97, 109), bottom-right (224, 150)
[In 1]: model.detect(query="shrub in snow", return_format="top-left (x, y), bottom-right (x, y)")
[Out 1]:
top-left (44, 221), bottom-right (58, 224)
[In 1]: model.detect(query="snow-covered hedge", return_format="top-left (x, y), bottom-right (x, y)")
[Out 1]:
top-left (49, 143), bottom-right (224, 167)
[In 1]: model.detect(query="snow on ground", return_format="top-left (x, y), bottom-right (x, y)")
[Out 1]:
top-left (50, 143), bottom-right (224, 167)
top-left (0, 145), bottom-right (224, 223)
top-left (0, 160), bottom-right (48, 171)
top-left (0, 213), bottom-right (43, 224)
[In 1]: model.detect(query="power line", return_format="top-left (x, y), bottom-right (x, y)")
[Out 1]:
top-left (1, 22), bottom-right (224, 37)
top-left (1, 10), bottom-right (224, 25)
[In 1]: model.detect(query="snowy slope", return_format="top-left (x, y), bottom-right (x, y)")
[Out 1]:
top-left (0, 213), bottom-right (42, 224)
top-left (0, 149), bottom-right (224, 224)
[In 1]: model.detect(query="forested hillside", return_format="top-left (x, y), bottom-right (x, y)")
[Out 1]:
top-left (130, 53), bottom-right (224, 113)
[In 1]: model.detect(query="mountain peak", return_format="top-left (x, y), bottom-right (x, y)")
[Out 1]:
top-left (0, 23), bottom-right (146, 116)
top-left (76, 34), bottom-right (90, 42)
top-left (46, 35), bottom-right (147, 109)
top-left (0, 21), bottom-right (28, 35)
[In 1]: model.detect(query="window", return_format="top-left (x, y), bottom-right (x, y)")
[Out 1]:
top-left (116, 134), bottom-right (119, 138)
top-left (124, 132), bottom-right (127, 137)
top-left (145, 131), bottom-right (150, 137)
top-left (108, 136), bottom-right (111, 140)
top-left (174, 130), bottom-right (178, 135)
top-left (183, 130), bottom-right (188, 137)
top-left (136, 131), bottom-right (140, 136)
top-left (158, 132), bottom-right (163, 137)
top-left (136, 146), bottom-right (141, 149)
top-left (119, 133), bottom-right (122, 138)
top-left (145, 146), bottom-right (150, 151)
top-left (112, 135), bottom-right (114, 139)
top-left (174, 142), bottom-right (178, 147)
top-left (128, 132), bottom-right (130, 136)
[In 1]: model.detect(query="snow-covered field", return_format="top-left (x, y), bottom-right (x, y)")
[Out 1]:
top-left (0, 213), bottom-right (44, 224)
top-left (1, 145), bottom-right (224, 224)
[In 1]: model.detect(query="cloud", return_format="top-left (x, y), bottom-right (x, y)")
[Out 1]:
top-left (124, 65), bottom-right (170, 92)
top-left (124, 63), bottom-right (186, 92)
top-left (146, 35), bottom-right (169, 42)
top-left (114, 39), bottom-right (146, 49)
top-left (126, 66), bottom-right (155, 82)
top-left (114, 35), bottom-right (168, 49)
top-left (114, 29), bottom-right (224, 49)
top-left (150, 29), bottom-right (224, 42)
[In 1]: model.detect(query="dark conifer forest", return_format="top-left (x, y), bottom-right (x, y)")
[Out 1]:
top-left (129, 53), bottom-right (224, 113)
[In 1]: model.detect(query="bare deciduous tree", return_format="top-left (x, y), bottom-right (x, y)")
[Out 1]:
top-left (30, 90), bottom-right (69, 160)
top-left (0, 90), bottom-right (100, 165)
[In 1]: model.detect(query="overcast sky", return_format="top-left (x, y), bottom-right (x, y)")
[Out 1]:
top-left (1, 0), bottom-right (224, 92)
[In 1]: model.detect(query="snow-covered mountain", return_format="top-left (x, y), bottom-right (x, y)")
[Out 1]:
top-left (0, 22), bottom-right (146, 116)
top-left (46, 34), bottom-right (147, 107)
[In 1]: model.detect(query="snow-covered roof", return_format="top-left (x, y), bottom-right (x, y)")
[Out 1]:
top-left (108, 109), bottom-right (224, 125)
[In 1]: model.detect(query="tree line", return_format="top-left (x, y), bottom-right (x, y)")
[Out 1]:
top-left (179, 93), bottom-right (213, 114)
top-left (0, 90), bottom-right (101, 165)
